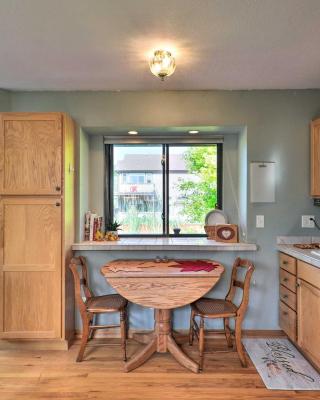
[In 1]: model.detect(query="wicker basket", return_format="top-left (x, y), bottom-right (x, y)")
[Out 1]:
top-left (204, 225), bottom-right (216, 240)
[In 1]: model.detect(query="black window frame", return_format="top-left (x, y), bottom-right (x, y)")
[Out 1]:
top-left (105, 143), bottom-right (223, 237)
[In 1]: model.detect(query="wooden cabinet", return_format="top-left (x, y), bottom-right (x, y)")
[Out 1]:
top-left (0, 198), bottom-right (61, 338)
top-left (297, 260), bottom-right (320, 368)
top-left (0, 113), bottom-right (75, 348)
top-left (0, 113), bottom-right (62, 195)
top-left (279, 252), bottom-right (320, 369)
top-left (311, 118), bottom-right (320, 197)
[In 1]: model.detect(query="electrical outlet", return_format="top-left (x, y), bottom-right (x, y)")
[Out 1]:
top-left (256, 215), bottom-right (264, 228)
top-left (301, 215), bottom-right (315, 228)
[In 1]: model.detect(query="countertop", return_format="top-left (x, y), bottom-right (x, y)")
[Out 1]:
top-left (277, 244), bottom-right (320, 269)
top-left (72, 237), bottom-right (257, 251)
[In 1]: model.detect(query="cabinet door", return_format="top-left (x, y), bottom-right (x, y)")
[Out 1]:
top-left (311, 118), bottom-right (320, 197)
top-left (0, 197), bottom-right (62, 339)
top-left (0, 113), bottom-right (62, 195)
top-left (297, 279), bottom-right (320, 367)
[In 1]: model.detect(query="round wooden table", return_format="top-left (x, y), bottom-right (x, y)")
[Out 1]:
top-left (101, 259), bottom-right (224, 373)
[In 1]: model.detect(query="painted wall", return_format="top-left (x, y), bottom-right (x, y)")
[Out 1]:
top-left (8, 89), bottom-right (320, 330)
top-left (0, 89), bottom-right (11, 111)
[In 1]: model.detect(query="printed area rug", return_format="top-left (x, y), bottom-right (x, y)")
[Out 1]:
top-left (243, 338), bottom-right (320, 390)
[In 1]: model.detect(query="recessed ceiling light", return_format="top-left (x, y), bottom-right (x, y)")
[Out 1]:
top-left (128, 130), bottom-right (138, 135)
top-left (188, 130), bottom-right (199, 134)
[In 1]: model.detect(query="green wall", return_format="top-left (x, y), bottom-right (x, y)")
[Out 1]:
top-left (7, 89), bottom-right (320, 329)
top-left (0, 90), bottom-right (11, 111)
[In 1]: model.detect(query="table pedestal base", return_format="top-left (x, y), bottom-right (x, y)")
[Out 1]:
top-left (125, 309), bottom-right (199, 373)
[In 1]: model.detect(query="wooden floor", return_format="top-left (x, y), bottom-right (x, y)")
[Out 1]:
top-left (0, 338), bottom-right (319, 400)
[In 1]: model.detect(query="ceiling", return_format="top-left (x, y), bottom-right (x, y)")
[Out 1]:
top-left (1, 0), bottom-right (320, 91)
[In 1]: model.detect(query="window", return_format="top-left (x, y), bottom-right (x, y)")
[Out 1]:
top-left (106, 143), bottom-right (222, 236)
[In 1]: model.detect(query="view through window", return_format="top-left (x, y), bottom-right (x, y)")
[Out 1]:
top-left (108, 143), bottom-right (221, 235)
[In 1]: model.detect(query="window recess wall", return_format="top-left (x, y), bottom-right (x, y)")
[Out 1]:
top-left (104, 137), bottom-right (223, 236)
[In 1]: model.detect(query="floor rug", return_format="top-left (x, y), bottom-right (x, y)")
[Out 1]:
top-left (243, 338), bottom-right (320, 390)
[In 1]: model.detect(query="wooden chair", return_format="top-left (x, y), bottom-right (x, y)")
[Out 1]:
top-left (69, 256), bottom-right (128, 362)
top-left (189, 257), bottom-right (255, 370)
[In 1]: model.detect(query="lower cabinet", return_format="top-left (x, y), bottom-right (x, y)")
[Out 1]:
top-left (279, 253), bottom-right (320, 369)
top-left (0, 197), bottom-right (62, 339)
top-left (297, 260), bottom-right (320, 368)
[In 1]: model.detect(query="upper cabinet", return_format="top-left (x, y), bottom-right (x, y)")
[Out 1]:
top-left (0, 113), bottom-right (62, 195)
top-left (311, 118), bottom-right (320, 197)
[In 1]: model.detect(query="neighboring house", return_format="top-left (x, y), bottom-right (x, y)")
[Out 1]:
top-left (114, 153), bottom-right (189, 216)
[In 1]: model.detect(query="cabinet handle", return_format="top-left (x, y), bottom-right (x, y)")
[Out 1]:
top-left (55, 186), bottom-right (61, 191)
top-left (283, 278), bottom-right (288, 282)
top-left (282, 261), bottom-right (288, 265)
top-left (283, 311), bottom-right (288, 316)
top-left (55, 202), bottom-right (61, 207)
top-left (282, 294), bottom-right (288, 299)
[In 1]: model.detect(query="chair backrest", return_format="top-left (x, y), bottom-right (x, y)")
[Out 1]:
top-left (225, 257), bottom-right (255, 316)
top-left (69, 256), bottom-right (93, 313)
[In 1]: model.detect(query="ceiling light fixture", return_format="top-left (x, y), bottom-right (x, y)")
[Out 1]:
top-left (128, 130), bottom-right (138, 135)
top-left (188, 130), bottom-right (199, 134)
top-left (149, 50), bottom-right (176, 81)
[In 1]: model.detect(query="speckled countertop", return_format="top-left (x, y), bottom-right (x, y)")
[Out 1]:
top-left (277, 236), bottom-right (320, 269)
top-left (72, 237), bottom-right (257, 251)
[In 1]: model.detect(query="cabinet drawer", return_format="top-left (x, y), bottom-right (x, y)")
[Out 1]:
top-left (280, 268), bottom-right (297, 293)
top-left (279, 253), bottom-right (296, 275)
top-left (279, 301), bottom-right (296, 342)
top-left (298, 260), bottom-right (320, 288)
top-left (280, 284), bottom-right (296, 311)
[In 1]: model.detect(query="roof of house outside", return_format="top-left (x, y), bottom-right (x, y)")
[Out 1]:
top-left (115, 154), bottom-right (187, 172)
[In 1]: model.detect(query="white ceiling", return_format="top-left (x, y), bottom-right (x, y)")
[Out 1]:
top-left (1, 0), bottom-right (320, 91)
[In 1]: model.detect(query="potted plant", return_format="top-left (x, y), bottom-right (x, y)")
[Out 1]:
top-left (105, 220), bottom-right (122, 241)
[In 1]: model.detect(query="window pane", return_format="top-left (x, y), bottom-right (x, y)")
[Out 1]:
top-left (113, 145), bottom-right (163, 234)
top-left (169, 145), bottom-right (218, 234)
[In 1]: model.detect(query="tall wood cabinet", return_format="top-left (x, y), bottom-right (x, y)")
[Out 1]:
top-left (279, 252), bottom-right (320, 369)
top-left (0, 113), bottom-right (75, 348)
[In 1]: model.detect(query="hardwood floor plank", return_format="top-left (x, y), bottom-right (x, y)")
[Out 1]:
top-left (0, 338), bottom-right (318, 400)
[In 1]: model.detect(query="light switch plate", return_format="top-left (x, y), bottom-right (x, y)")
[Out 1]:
top-left (302, 215), bottom-right (315, 228)
top-left (256, 215), bottom-right (264, 228)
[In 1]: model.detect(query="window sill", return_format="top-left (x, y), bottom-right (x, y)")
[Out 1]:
top-left (72, 237), bottom-right (257, 251)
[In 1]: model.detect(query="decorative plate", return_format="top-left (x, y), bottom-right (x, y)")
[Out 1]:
top-left (205, 209), bottom-right (228, 226)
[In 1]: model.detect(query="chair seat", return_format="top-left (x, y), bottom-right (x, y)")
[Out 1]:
top-left (86, 294), bottom-right (127, 312)
top-left (191, 298), bottom-right (237, 318)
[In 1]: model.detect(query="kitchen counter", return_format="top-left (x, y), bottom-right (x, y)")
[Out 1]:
top-left (72, 237), bottom-right (257, 251)
top-left (277, 244), bottom-right (320, 269)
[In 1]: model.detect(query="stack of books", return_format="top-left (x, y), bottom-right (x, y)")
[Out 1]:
top-left (84, 211), bottom-right (103, 241)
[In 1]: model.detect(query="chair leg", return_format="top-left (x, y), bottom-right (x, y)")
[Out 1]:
top-left (120, 311), bottom-right (127, 362)
top-left (125, 309), bottom-right (129, 340)
top-left (224, 317), bottom-right (233, 348)
top-left (235, 317), bottom-right (247, 367)
top-left (189, 309), bottom-right (195, 345)
top-left (199, 317), bottom-right (205, 371)
top-left (88, 313), bottom-right (95, 340)
top-left (77, 315), bottom-right (90, 362)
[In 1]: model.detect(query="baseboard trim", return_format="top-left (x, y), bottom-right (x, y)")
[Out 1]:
top-left (0, 329), bottom-right (284, 349)
top-left (74, 328), bottom-right (285, 340)
top-left (0, 338), bottom-right (72, 351)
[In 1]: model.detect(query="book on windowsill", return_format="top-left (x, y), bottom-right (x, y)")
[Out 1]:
top-left (84, 211), bottom-right (103, 241)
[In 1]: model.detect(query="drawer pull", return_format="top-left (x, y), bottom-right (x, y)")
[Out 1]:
top-left (282, 294), bottom-right (288, 299)
top-left (282, 311), bottom-right (288, 316)
top-left (55, 202), bottom-right (61, 207)
top-left (55, 186), bottom-right (61, 191)
top-left (283, 278), bottom-right (289, 282)
top-left (282, 261), bottom-right (288, 265)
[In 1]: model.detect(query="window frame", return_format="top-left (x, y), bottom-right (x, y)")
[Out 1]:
top-left (105, 143), bottom-right (223, 237)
